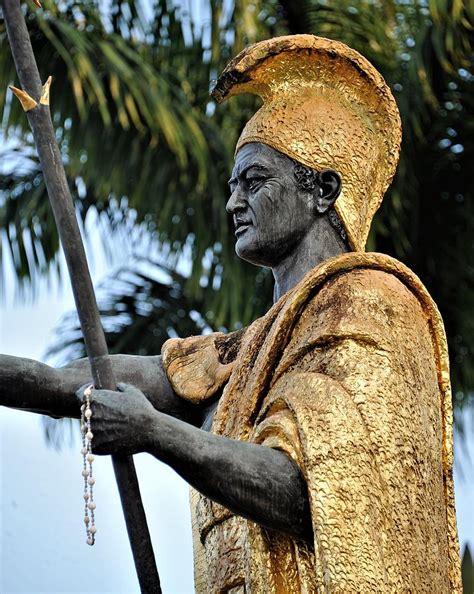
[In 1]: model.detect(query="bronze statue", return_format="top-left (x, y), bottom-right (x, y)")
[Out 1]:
top-left (0, 35), bottom-right (462, 592)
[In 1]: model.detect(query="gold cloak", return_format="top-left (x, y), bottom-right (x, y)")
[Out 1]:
top-left (162, 253), bottom-right (462, 593)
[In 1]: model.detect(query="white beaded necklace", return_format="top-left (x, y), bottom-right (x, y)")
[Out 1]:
top-left (80, 385), bottom-right (97, 545)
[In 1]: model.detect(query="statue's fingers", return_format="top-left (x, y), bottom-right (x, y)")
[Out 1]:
top-left (116, 382), bottom-right (148, 401)
top-left (91, 434), bottom-right (120, 456)
top-left (85, 387), bottom-right (121, 410)
top-left (116, 382), bottom-right (140, 395)
top-left (88, 417), bottom-right (107, 454)
top-left (91, 439), bottom-right (108, 456)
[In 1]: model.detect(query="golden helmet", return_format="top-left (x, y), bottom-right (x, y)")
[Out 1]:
top-left (212, 35), bottom-right (402, 251)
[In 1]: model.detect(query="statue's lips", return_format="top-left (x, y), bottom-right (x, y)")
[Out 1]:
top-left (235, 222), bottom-right (252, 237)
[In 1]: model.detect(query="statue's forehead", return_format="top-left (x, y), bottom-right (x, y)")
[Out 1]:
top-left (232, 142), bottom-right (289, 178)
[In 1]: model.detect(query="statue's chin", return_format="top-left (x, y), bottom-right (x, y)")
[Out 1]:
top-left (235, 238), bottom-right (272, 269)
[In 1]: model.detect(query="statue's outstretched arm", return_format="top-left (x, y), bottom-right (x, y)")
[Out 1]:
top-left (0, 354), bottom-right (200, 424)
top-left (86, 383), bottom-right (313, 542)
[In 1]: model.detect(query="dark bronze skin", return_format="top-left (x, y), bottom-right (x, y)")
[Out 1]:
top-left (0, 142), bottom-right (347, 542)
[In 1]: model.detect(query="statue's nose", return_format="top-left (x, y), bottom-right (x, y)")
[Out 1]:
top-left (226, 186), bottom-right (247, 214)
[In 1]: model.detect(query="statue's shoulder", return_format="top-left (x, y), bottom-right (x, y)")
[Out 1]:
top-left (268, 251), bottom-right (449, 375)
top-left (293, 252), bottom-right (439, 317)
top-left (281, 252), bottom-right (449, 389)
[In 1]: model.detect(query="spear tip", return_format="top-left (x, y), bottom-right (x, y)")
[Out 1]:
top-left (9, 85), bottom-right (38, 111)
top-left (32, 0), bottom-right (42, 8)
top-left (40, 75), bottom-right (53, 106)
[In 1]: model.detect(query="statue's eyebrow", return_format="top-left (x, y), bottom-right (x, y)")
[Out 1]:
top-left (228, 164), bottom-right (269, 187)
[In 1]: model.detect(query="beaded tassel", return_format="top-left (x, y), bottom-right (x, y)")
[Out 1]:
top-left (81, 385), bottom-right (97, 545)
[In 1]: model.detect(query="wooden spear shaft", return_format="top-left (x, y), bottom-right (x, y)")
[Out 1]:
top-left (2, 0), bottom-right (161, 591)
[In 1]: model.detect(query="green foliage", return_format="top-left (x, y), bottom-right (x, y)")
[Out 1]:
top-left (462, 544), bottom-right (474, 594)
top-left (1, 0), bottom-right (473, 405)
top-left (46, 254), bottom-right (212, 363)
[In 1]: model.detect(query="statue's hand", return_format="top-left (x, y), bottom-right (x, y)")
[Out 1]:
top-left (76, 383), bottom-right (156, 456)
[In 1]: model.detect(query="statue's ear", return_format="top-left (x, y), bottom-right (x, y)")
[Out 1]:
top-left (314, 169), bottom-right (342, 214)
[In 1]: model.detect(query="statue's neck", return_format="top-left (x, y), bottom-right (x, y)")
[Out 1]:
top-left (271, 217), bottom-right (349, 303)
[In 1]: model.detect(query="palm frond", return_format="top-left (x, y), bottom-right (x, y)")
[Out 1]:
top-left (46, 254), bottom-right (212, 364)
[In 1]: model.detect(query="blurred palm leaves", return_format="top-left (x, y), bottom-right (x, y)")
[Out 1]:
top-left (46, 252), bottom-right (212, 365)
top-left (1, 0), bottom-right (473, 404)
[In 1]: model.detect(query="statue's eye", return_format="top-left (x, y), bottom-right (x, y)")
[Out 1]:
top-left (247, 177), bottom-right (264, 192)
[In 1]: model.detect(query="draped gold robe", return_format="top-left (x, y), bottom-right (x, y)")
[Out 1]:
top-left (162, 253), bottom-right (461, 593)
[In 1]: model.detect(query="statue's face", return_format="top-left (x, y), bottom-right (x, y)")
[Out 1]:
top-left (227, 143), bottom-right (317, 267)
